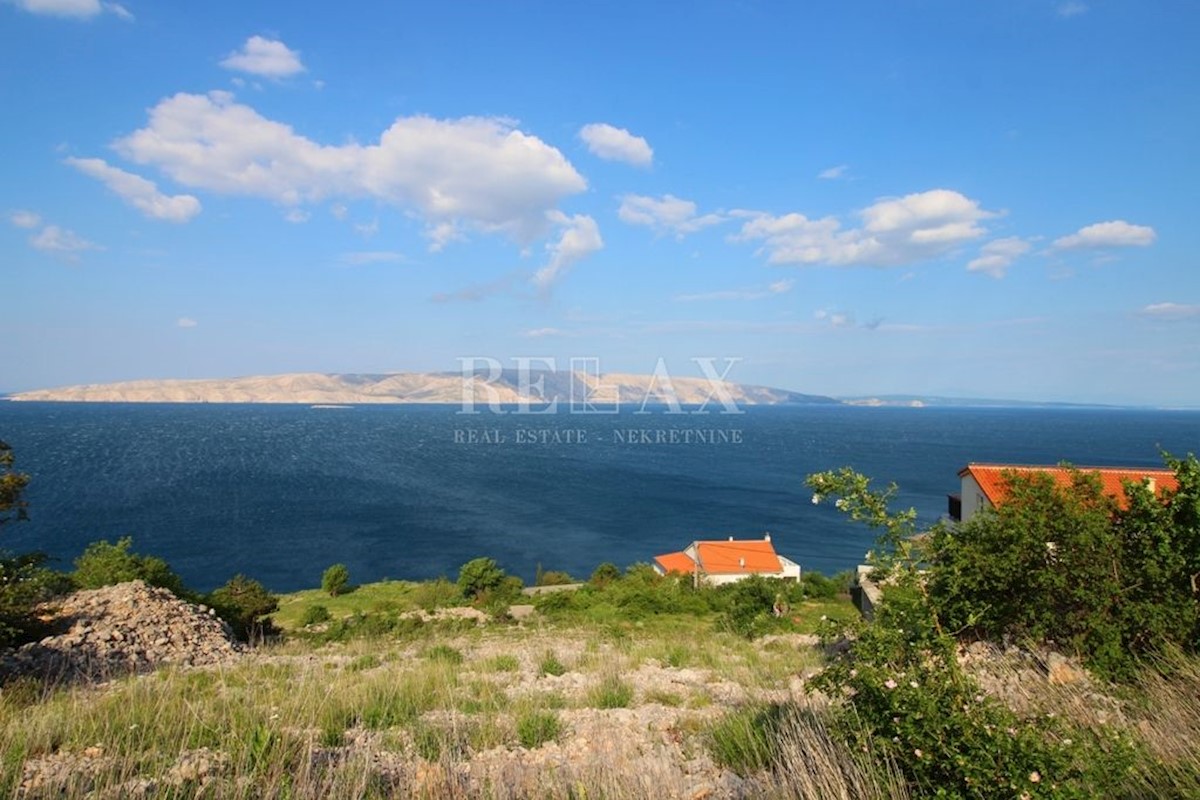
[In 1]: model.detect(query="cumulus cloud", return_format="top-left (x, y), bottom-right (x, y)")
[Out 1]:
top-left (339, 251), bottom-right (404, 266)
top-left (66, 157), bottom-right (201, 222)
top-left (1052, 220), bottom-right (1156, 250)
top-left (220, 36), bottom-right (305, 78)
top-left (30, 225), bottom-right (100, 255)
top-left (675, 279), bottom-right (794, 302)
top-left (8, 210), bottom-right (41, 229)
top-left (533, 212), bottom-right (603, 290)
top-left (5, 0), bottom-right (132, 18)
top-left (735, 189), bottom-right (995, 268)
top-left (114, 91), bottom-right (587, 243)
top-left (818, 164), bottom-right (849, 180)
top-left (1138, 302), bottom-right (1200, 321)
top-left (618, 194), bottom-right (727, 238)
top-left (579, 123), bottom-right (653, 167)
top-left (176, 317), bottom-right (198, 328)
top-left (967, 236), bottom-right (1031, 278)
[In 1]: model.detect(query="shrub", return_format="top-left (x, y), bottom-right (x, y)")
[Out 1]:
top-left (424, 644), bottom-right (463, 665)
top-left (0, 552), bottom-right (70, 647)
top-left (707, 704), bottom-right (790, 775)
top-left (457, 557), bottom-right (507, 600)
top-left (587, 674), bottom-right (633, 709)
top-left (301, 604), bottom-right (331, 626)
top-left (535, 568), bottom-right (574, 586)
top-left (73, 537), bottom-right (188, 597)
top-left (207, 574), bottom-right (278, 642)
top-left (0, 440), bottom-right (30, 528)
top-left (801, 570), bottom-right (846, 599)
top-left (410, 577), bottom-right (461, 610)
top-left (321, 563), bottom-right (350, 597)
top-left (538, 651), bottom-right (567, 677)
top-left (516, 710), bottom-right (561, 748)
top-left (589, 562), bottom-right (621, 587)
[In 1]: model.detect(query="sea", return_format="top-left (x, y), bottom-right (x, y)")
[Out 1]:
top-left (1, 402), bottom-right (1197, 593)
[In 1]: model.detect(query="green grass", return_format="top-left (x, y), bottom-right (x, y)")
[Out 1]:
top-left (515, 710), bottom-right (561, 748)
top-left (587, 674), bottom-right (634, 709)
top-left (272, 579), bottom-right (427, 630)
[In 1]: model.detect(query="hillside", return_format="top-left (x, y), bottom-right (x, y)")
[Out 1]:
top-left (6, 371), bottom-right (840, 406)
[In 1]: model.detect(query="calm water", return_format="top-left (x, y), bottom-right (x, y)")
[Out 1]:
top-left (1, 403), bottom-right (1197, 592)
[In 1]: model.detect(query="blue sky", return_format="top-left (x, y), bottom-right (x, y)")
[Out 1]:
top-left (3, 1), bottom-right (1198, 405)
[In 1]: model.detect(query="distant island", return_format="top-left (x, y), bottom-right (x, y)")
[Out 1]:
top-left (4, 371), bottom-right (841, 406)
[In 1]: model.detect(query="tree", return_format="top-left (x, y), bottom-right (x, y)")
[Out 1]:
top-left (207, 574), bottom-right (278, 642)
top-left (321, 563), bottom-right (350, 597)
top-left (0, 440), bottom-right (30, 528)
top-left (73, 536), bottom-right (189, 597)
top-left (457, 557), bottom-right (506, 599)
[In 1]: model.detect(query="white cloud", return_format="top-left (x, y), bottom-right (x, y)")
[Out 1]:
top-left (65, 157), bottom-right (201, 222)
top-left (116, 91), bottom-right (587, 244)
top-left (522, 327), bottom-right (567, 338)
top-left (283, 208), bottom-right (309, 224)
top-left (1052, 220), bottom-right (1156, 250)
top-left (818, 164), bottom-right (849, 180)
top-left (30, 225), bottom-right (100, 255)
top-left (5, 0), bottom-right (130, 18)
top-left (8, 210), bottom-right (41, 229)
top-left (967, 236), bottom-right (1031, 278)
top-left (425, 221), bottom-right (464, 252)
top-left (617, 194), bottom-right (726, 238)
top-left (1138, 302), bottom-right (1200, 321)
top-left (6, 0), bottom-right (98, 18)
top-left (533, 212), bottom-right (603, 290)
top-left (579, 123), bottom-right (653, 167)
top-left (675, 279), bottom-right (794, 302)
top-left (735, 189), bottom-right (995, 267)
top-left (339, 251), bottom-right (404, 266)
top-left (220, 36), bottom-right (305, 78)
top-left (176, 317), bottom-right (198, 328)
top-left (1057, 1), bottom-right (1088, 18)
top-left (103, 2), bottom-right (131, 20)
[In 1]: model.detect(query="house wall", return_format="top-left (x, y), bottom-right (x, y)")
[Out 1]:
top-left (777, 556), bottom-right (802, 581)
top-left (959, 474), bottom-right (992, 524)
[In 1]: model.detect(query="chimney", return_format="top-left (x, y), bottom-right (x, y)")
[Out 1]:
top-left (739, 557), bottom-right (746, 569)
top-left (728, 535), bottom-right (734, 541)
top-left (764, 532), bottom-right (771, 542)
top-left (1147, 477), bottom-right (1157, 493)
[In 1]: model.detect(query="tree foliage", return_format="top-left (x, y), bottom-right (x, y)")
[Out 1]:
top-left (0, 440), bottom-right (30, 528)
top-left (73, 536), bottom-right (189, 598)
top-left (456, 557), bottom-right (506, 599)
top-left (207, 574), bottom-right (278, 642)
top-left (321, 563), bottom-right (350, 597)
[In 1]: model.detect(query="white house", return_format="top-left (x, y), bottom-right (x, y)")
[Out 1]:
top-left (653, 534), bottom-right (801, 586)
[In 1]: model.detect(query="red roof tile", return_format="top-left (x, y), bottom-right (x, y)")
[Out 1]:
top-left (960, 464), bottom-right (1178, 510)
top-left (695, 540), bottom-right (782, 574)
top-left (654, 551), bottom-right (696, 575)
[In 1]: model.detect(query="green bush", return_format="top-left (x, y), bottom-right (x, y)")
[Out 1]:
top-left (73, 537), bottom-right (188, 597)
top-left (410, 577), bottom-right (461, 610)
top-left (0, 441), bottom-right (30, 528)
top-left (301, 604), bottom-right (331, 626)
top-left (589, 562), bottom-right (620, 587)
top-left (535, 568), bottom-right (574, 586)
top-left (801, 570), bottom-right (847, 599)
top-left (538, 651), bottom-right (567, 677)
top-left (0, 552), bottom-right (70, 647)
top-left (516, 710), bottom-right (561, 748)
top-left (587, 675), bottom-right (633, 709)
top-left (457, 557), bottom-right (507, 600)
top-left (321, 563), bottom-right (350, 597)
top-left (206, 574), bottom-right (278, 642)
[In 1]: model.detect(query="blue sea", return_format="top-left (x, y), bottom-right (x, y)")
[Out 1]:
top-left (1, 403), bottom-right (1197, 592)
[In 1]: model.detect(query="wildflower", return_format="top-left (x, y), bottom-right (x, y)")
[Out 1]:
top-left (849, 668), bottom-right (858, 678)
top-left (909, 680), bottom-right (919, 688)
top-left (914, 748), bottom-right (923, 758)
top-left (835, 498), bottom-right (847, 509)
top-left (1029, 771), bottom-right (1041, 783)
top-left (811, 494), bottom-right (822, 504)
top-left (892, 736), bottom-right (900, 743)
top-left (974, 694), bottom-right (984, 703)
top-left (884, 678), bottom-right (898, 690)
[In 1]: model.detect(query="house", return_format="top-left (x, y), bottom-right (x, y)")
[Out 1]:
top-left (948, 463), bottom-right (1178, 524)
top-left (652, 534), bottom-right (801, 586)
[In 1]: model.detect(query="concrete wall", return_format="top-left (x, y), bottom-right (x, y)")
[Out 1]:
top-left (959, 473), bottom-right (992, 524)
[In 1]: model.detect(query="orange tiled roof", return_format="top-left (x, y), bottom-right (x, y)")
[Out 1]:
top-left (959, 464), bottom-right (1178, 510)
top-left (654, 551), bottom-right (697, 574)
top-left (695, 540), bottom-right (782, 575)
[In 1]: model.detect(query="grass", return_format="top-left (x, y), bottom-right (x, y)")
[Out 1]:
top-left (271, 579), bottom-right (432, 630)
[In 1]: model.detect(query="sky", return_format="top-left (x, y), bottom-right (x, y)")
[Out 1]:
top-left (2, 1), bottom-right (1198, 406)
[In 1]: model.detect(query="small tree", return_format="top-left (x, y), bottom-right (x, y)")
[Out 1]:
top-left (457, 557), bottom-right (506, 600)
top-left (589, 562), bottom-right (621, 587)
top-left (0, 440), bottom-right (30, 528)
top-left (208, 574), bottom-right (278, 642)
top-left (321, 563), bottom-right (350, 597)
top-left (74, 536), bottom-right (189, 597)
